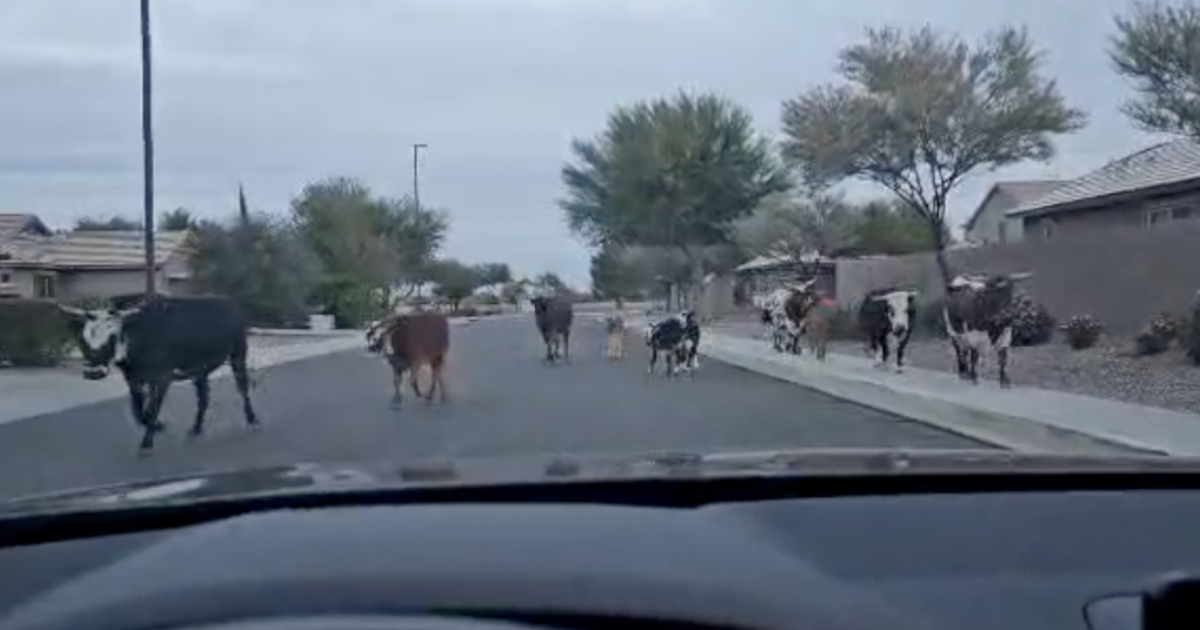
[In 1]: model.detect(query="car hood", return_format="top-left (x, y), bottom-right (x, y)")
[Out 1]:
top-left (4, 448), bottom-right (1200, 515)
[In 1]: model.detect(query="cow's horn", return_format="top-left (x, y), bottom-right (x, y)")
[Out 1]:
top-left (1008, 271), bottom-right (1034, 281)
top-left (56, 304), bottom-right (87, 318)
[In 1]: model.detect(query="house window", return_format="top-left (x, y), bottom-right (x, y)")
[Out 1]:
top-left (35, 274), bottom-right (56, 299)
top-left (0, 272), bottom-right (8, 283)
top-left (1146, 208), bottom-right (1173, 227)
top-left (1041, 219), bottom-right (1056, 240)
top-left (1173, 205), bottom-right (1194, 220)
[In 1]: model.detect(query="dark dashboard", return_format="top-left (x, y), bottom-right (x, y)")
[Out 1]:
top-left (1, 480), bottom-right (1199, 630)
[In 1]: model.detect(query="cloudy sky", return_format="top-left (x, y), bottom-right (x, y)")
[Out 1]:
top-left (0, 0), bottom-right (1173, 287)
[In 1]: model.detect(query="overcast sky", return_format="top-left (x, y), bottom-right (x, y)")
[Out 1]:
top-left (0, 0), bottom-right (1173, 287)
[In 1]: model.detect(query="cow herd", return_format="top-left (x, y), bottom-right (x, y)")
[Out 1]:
top-left (51, 272), bottom-right (1029, 456)
top-left (758, 271), bottom-right (1033, 386)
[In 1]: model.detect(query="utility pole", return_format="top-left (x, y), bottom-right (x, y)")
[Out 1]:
top-left (140, 0), bottom-right (156, 295)
top-left (412, 143), bottom-right (427, 210)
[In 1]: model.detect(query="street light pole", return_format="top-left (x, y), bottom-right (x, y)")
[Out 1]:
top-left (412, 143), bottom-right (427, 210)
top-left (140, 0), bottom-right (156, 296)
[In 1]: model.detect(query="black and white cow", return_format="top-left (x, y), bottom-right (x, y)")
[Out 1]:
top-left (858, 288), bottom-right (918, 372)
top-left (645, 310), bottom-right (701, 376)
top-left (943, 272), bottom-right (1033, 388)
top-left (759, 279), bottom-right (818, 354)
top-left (58, 295), bottom-right (260, 454)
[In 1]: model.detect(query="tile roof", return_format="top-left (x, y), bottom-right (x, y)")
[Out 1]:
top-left (1008, 138), bottom-right (1200, 217)
top-left (963, 180), bottom-right (1067, 231)
top-left (0, 229), bottom-right (190, 269)
top-left (0, 213), bottom-right (46, 239)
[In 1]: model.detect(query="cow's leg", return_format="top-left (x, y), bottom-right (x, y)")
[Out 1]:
top-left (894, 335), bottom-right (909, 373)
top-left (187, 377), bottom-right (211, 438)
top-left (543, 335), bottom-right (555, 363)
top-left (878, 337), bottom-right (891, 370)
top-left (138, 378), bottom-right (173, 454)
top-left (562, 330), bottom-right (571, 363)
top-left (430, 355), bottom-right (448, 402)
top-left (410, 363), bottom-right (432, 401)
top-left (125, 381), bottom-right (150, 431)
top-left (648, 347), bottom-right (659, 375)
top-left (229, 353), bottom-right (261, 427)
top-left (950, 336), bottom-right (970, 380)
top-left (995, 327), bottom-right (1014, 389)
top-left (968, 346), bottom-right (981, 384)
top-left (391, 368), bottom-right (404, 409)
top-left (997, 346), bottom-right (1011, 388)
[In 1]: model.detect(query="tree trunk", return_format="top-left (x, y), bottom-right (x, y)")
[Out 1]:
top-left (929, 215), bottom-right (953, 293)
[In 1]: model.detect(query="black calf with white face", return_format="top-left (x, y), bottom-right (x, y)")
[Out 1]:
top-left (646, 311), bottom-right (700, 376)
top-left (858, 289), bottom-right (918, 372)
top-left (58, 296), bottom-right (260, 455)
top-left (63, 307), bottom-right (135, 381)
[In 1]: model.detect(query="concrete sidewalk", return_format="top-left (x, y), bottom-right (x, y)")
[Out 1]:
top-left (700, 326), bottom-right (1200, 456)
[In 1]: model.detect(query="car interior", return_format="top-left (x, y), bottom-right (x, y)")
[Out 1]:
top-left (1, 470), bottom-right (1199, 630)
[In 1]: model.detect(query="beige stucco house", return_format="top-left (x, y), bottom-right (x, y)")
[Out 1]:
top-left (0, 213), bottom-right (193, 301)
top-left (962, 180), bottom-right (1066, 245)
top-left (1006, 138), bottom-right (1200, 242)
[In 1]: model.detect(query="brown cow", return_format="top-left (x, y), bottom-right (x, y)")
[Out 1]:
top-left (368, 312), bottom-right (449, 408)
top-left (805, 294), bottom-right (837, 362)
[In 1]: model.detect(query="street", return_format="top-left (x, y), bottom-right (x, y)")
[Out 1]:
top-left (0, 317), bottom-right (988, 501)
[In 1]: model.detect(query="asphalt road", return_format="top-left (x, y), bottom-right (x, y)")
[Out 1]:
top-left (0, 317), bottom-right (988, 501)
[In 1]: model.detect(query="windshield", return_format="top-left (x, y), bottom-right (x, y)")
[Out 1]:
top-left (0, 0), bottom-right (1198, 508)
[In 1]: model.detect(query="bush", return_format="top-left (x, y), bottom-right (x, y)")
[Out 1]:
top-left (1063, 315), bottom-right (1102, 350)
top-left (1009, 296), bottom-right (1056, 347)
top-left (0, 299), bottom-right (75, 367)
top-left (1133, 312), bottom-right (1179, 357)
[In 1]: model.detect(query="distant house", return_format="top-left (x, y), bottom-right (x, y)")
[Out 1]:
top-left (1005, 138), bottom-right (1200, 242)
top-left (962, 180), bottom-right (1066, 245)
top-left (0, 213), bottom-right (193, 301)
top-left (733, 253), bottom-right (837, 303)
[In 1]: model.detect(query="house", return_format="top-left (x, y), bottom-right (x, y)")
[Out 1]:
top-left (962, 180), bottom-right (1066, 245)
top-left (0, 213), bottom-right (193, 301)
top-left (1005, 138), bottom-right (1200, 242)
top-left (733, 252), bottom-right (836, 303)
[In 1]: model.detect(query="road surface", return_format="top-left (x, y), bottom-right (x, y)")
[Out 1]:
top-left (0, 317), bottom-right (988, 501)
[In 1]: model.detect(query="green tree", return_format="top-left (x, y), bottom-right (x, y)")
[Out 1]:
top-left (291, 177), bottom-right (448, 323)
top-left (159, 208), bottom-right (196, 231)
top-left (427, 259), bottom-right (480, 311)
top-left (561, 92), bottom-right (789, 281)
top-left (187, 213), bottom-right (318, 328)
top-left (1110, 1), bottom-right (1200, 137)
top-left (472, 263), bottom-right (513, 287)
top-left (850, 199), bottom-right (947, 256)
top-left (590, 245), bottom-right (642, 299)
top-left (533, 272), bottom-right (568, 294)
top-left (74, 215), bottom-right (141, 231)
top-left (780, 25), bottom-right (1085, 282)
top-left (730, 190), bottom-right (857, 261)
top-left (500, 280), bottom-right (528, 307)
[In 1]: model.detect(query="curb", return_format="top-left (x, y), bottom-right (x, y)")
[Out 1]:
top-left (699, 332), bottom-right (1156, 456)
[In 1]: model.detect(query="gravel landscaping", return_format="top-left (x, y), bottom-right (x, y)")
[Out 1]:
top-left (710, 318), bottom-right (1200, 416)
top-left (826, 336), bottom-right (1200, 415)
